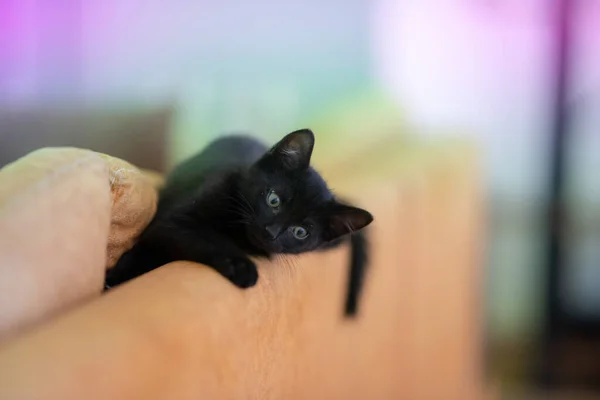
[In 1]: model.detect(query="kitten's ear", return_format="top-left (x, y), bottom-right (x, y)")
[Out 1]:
top-left (322, 204), bottom-right (374, 242)
top-left (270, 129), bottom-right (315, 170)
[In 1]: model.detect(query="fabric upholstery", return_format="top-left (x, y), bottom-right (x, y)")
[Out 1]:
top-left (0, 140), bottom-right (487, 400)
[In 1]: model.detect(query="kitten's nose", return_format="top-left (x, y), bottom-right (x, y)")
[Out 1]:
top-left (265, 224), bottom-right (282, 240)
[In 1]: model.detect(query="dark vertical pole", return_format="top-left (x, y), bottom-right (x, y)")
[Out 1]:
top-left (546, 0), bottom-right (572, 336)
top-left (539, 0), bottom-right (573, 387)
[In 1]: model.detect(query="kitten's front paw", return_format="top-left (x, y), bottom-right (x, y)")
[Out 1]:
top-left (219, 257), bottom-right (259, 288)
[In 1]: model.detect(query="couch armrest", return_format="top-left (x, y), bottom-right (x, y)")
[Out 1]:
top-left (0, 138), bottom-right (487, 400)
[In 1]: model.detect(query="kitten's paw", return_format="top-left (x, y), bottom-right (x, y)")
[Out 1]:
top-left (220, 257), bottom-right (259, 288)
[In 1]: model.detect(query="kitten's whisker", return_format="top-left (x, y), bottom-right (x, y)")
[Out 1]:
top-left (276, 254), bottom-right (300, 284)
top-left (234, 197), bottom-right (254, 217)
top-left (216, 205), bottom-right (249, 218)
top-left (237, 191), bottom-right (255, 214)
top-left (277, 254), bottom-right (296, 270)
top-left (217, 195), bottom-right (254, 219)
top-left (223, 195), bottom-right (250, 213)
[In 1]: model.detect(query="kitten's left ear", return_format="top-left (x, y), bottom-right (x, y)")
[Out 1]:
top-left (270, 129), bottom-right (315, 170)
top-left (322, 204), bottom-right (374, 242)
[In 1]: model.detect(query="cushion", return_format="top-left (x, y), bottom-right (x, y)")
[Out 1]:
top-left (0, 148), bottom-right (160, 340)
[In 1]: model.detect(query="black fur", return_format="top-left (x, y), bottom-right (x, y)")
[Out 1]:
top-left (344, 229), bottom-right (369, 316)
top-left (105, 129), bottom-right (373, 316)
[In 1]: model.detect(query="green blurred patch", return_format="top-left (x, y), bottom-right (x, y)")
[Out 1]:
top-left (306, 88), bottom-right (407, 166)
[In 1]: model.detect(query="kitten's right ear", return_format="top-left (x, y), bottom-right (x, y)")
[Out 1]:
top-left (269, 129), bottom-right (315, 170)
top-left (322, 204), bottom-right (374, 242)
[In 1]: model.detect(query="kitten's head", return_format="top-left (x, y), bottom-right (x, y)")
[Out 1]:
top-left (238, 129), bottom-right (373, 254)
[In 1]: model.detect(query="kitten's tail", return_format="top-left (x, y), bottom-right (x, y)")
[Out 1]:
top-left (345, 229), bottom-right (370, 317)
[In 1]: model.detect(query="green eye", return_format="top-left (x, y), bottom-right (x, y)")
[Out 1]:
top-left (266, 191), bottom-right (281, 208)
top-left (291, 226), bottom-right (309, 240)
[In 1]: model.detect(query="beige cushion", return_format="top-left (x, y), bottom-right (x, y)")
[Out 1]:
top-left (0, 148), bottom-right (160, 340)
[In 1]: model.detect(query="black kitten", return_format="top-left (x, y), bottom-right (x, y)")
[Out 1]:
top-left (105, 129), bottom-right (373, 315)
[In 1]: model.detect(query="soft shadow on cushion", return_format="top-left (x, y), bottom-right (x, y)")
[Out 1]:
top-left (96, 153), bottom-right (162, 270)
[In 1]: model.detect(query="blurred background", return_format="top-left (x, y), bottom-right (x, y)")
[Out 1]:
top-left (1, 0), bottom-right (600, 397)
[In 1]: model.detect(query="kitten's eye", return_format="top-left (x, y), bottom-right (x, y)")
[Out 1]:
top-left (291, 226), bottom-right (309, 240)
top-left (266, 190), bottom-right (281, 208)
